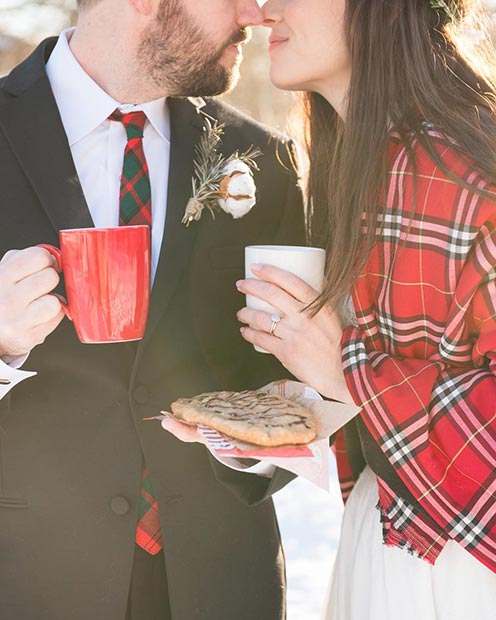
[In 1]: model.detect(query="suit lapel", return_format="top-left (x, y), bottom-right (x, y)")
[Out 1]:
top-left (139, 97), bottom-right (205, 349)
top-left (2, 43), bottom-right (206, 356)
top-left (0, 38), bottom-right (93, 234)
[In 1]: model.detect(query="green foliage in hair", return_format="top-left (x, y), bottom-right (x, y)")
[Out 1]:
top-left (430, 0), bottom-right (458, 21)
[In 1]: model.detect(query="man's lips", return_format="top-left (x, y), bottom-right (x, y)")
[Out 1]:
top-left (227, 28), bottom-right (251, 48)
top-left (222, 30), bottom-right (250, 57)
top-left (225, 43), bottom-right (243, 57)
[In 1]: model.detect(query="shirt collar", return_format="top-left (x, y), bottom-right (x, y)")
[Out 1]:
top-left (46, 28), bottom-right (170, 146)
top-left (119, 99), bottom-right (170, 143)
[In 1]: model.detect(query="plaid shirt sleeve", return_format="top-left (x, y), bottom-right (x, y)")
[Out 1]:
top-left (340, 133), bottom-right (496, 572)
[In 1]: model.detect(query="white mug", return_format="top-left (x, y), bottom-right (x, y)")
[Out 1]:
top-left (244, 245), bottom-right (326, 353)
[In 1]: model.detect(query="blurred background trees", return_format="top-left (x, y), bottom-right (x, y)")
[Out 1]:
top-left (0, 0), bottom-right (294, 130)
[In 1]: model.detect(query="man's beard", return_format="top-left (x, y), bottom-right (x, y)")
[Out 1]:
top-left (137, 0), bottom-right (250, 97)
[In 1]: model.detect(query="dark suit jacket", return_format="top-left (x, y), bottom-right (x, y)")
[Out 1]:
top-left (0, 39), bottom-right (306, 620)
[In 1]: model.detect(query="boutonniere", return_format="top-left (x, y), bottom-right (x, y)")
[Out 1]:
top-left (182, 118), bottom-right (262, 226)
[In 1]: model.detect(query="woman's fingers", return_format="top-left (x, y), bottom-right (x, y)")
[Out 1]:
top-left (239, 325), bottom-right (284, 357)
top-left (251, 264), bottom-right (320, 304)
top-left (237, 307), bottom-right (288, 339)
top-left (236, 277), bottom-right (302, 316)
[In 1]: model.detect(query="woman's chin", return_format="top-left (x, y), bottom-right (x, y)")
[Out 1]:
top-left (269, 69), bottom-right (304, 92)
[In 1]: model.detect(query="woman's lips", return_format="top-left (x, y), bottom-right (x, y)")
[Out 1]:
top-left (268, 36), bottom-right (289, 52)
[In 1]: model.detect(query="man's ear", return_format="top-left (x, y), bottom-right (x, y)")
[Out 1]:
top-left (129, 0), bottom-right (154, 17)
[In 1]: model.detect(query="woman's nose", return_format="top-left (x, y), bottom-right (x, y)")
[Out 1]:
top-left (260, 0), bottom-right (282, 27)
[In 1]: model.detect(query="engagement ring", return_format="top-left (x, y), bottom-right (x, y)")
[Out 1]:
top-left (269, 314), bottom-right (281, 336)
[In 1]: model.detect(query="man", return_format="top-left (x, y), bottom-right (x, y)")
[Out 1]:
top-left (0, 0), bottom-right (305, 618)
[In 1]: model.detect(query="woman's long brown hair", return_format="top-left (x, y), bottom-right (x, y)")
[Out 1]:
top-left (304, 0), bottom-right (496, 312)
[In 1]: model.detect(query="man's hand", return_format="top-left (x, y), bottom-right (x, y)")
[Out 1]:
top-left (160, 416), bottom-right (208, 445)
top-left (0, 247), bottom-right (65, 357)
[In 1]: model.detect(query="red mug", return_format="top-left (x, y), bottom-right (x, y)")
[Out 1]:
top-left (39, 226), bottom-right (151, 344)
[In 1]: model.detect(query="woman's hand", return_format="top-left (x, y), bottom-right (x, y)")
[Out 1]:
top-left (236, 264), bottom-right (355, 405)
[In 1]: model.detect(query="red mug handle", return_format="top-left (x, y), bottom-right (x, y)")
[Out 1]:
top-left (37, 244), bottom-right (72, 321)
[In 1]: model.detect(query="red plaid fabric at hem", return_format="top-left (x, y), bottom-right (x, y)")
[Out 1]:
top-left (338, 130), bottom-right (496, 573)
top-left (376, 476), bottom-right (449, 564)
top-left (135, 467), bottom-right (163, 556)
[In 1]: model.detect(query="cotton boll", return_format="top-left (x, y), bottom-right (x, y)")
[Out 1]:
top-left (218, 159), bottom-right (257, 219)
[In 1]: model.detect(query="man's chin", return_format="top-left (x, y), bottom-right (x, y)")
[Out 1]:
top-left (217, 51), bottom-right (242, 89)
top-left (202, 65), bottom-right (240, 97)
top-left (221, 65), bottom-right (241, 95)
top-left (181, 71), bottom-right (238, 98)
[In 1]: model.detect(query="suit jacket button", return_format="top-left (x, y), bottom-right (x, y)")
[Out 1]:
top-left (133, 385), bottom-right (149, 404)
top-left (110, 496), bottom-right (130, 516)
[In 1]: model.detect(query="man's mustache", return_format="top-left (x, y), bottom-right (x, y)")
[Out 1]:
top-left (209, 28), bottom-right (251, 65)
top-left (224, 28), bottom-right (251, 50)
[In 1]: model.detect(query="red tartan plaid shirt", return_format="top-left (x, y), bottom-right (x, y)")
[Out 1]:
top-left (337, 130), bottom-right (496, 573)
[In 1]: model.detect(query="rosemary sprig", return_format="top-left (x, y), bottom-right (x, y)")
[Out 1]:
top-left (190, 119), bottom-right (229, 218)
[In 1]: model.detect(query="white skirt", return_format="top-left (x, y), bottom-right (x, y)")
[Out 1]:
top-left (323, 466), bottom-right (496, 620)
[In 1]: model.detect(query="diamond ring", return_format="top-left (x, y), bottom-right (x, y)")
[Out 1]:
top-left (269, 314), bottom-right (281, 336)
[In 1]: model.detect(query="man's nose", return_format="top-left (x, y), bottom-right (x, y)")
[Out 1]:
top-left (237, 0), bottom-right (265, 27)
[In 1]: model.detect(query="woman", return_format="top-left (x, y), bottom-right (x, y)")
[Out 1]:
top-left (236, 0), bottom-right (496, 617)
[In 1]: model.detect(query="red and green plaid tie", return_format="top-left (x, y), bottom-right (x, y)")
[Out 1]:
top-left (110, 109), bottom-right (163, 555)
top-left (135, 466), bottom-right (163, 555)
top-left (110, 110), bottom-right (152, 226)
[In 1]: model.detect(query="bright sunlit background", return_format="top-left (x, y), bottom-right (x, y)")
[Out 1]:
top-left (0, 2), bottom-right (343, 618)
top-left (4, 2), bottom-right (496, 617)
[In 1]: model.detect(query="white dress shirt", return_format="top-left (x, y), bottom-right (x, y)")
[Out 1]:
top-left (47, 28), bottom-right (171, 283)
top-left (0, 27), bottom-right (170, 392)
top-left (0, 30), bottom-right (273, 477)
